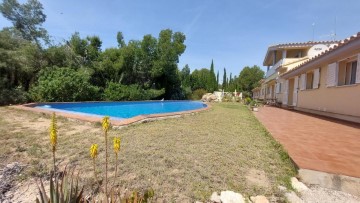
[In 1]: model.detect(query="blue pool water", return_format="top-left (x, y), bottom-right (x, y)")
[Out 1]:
top-left (35, 101), bottom-right (207, 120)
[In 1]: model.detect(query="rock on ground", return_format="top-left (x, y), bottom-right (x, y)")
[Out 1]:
top-left (201, 93), bottom-right (218, 102)
top-left (220, 191), bottom-right (244, 203)
top-left (210, 192), bottom-right (221, 203)
top-left (285, 191), bottom-right (304, 203)
top-left (291, 177), bottom-right (308, 192)
top-left (250, 195), bottom-right (269, 203)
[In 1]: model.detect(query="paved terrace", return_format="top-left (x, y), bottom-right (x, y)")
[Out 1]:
top-left (254, 106), bottom-right (360, 178)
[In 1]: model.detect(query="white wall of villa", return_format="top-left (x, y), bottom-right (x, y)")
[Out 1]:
top-left (279, 34), bottom-right (360, 123)
top-left (256, 34), bottom-right (360, 123)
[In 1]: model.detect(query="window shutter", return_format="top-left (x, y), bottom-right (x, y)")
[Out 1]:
top-left (356, 54), bottom-right (360, 84)
top-left (294, 76), bottom-right (299, 90)
top-left (313, 68), bottom-right (320, 89)
top-left (293, 76), bottom-right (299, 106)
top-left (300, 74), bottom-right (306, 90)
top-left (327, 63), bottom-right (337, 87)
top-left (282, 80), bottom-right (289, 105)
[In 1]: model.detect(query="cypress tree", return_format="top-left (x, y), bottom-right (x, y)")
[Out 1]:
top-left (209, 59), bottom-right (217, 92)
top-left (222, 68), bottom-right (227, 90)
top-left (229, 73), bottom-right (232, 84)
top-left (216, 70), bottom-right (219, 90)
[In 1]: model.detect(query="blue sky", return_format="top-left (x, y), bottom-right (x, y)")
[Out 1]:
top-left (1, 0), bottom-right (360, 78)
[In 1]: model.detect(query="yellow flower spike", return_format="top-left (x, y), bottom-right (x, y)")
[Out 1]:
top-left (49, 112), bottom-right (57, 152)
top-left (90, 144), bottom-right (98, 159)
top-left (113, 137), bottom-right (121, 154)
top-left (102, 116), bottom-right (110, 132)
top-left (113, 137), bottom-right (121, 186)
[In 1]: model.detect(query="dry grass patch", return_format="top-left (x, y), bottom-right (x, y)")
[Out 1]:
top-left (0, 103), bottom-right (295, 202)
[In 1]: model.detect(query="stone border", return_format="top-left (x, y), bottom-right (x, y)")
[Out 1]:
top-left (299, 169), bottom-right (360, 197)
top-left (11, 101), bottom-right (211, 126)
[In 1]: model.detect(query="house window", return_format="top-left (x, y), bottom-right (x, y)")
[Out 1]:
top-left (267, 86), bottom-right (270, 94)
top-left (278, 82), bottom-right (282, 92)
top-left (295, 51), bottom-right (302, 58)
top-left (338, 61), bottom-right (357, 86)
top-left (306, 71), bottom-right (314, 89)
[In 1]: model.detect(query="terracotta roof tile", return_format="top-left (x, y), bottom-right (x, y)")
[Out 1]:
top-left (268, 40), bottom-right (339, 49)
top-left (281, 32), bottom-right (360, 77)
top-left (263, 40), bottom-right (340, 65)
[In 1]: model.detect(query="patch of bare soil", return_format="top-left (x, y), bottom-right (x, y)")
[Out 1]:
top-left (3, 178), bottom-right (46, 203)
top-left (245, 168), bottom-right (270, 189)
top-left (0, 162), bottom-right (24, 202)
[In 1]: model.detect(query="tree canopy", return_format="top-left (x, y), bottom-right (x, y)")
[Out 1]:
top-left (0, 0), bottom-right (189, 103)
top-left (0, 0), bottom-right (49, 47)
top-left (237, 65), bottom-right (264, 93)
top-left (0, 0), bottom-right (263, 104)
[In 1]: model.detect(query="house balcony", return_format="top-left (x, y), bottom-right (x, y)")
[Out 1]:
top-left (266, 57), bottom-right (309, 78)
top-left (266, 59), bottom-right (283, 78)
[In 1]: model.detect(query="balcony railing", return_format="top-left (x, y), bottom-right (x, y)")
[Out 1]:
top-left (266, 57), bottom-right (308, 78)
top-left (266, 59), bottom-right (283, 78)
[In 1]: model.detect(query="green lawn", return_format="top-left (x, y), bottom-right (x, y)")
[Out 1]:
top-left (0, 103), bottom-right (295, 202)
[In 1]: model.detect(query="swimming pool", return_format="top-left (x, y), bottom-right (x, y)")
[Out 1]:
top-left (34, 101), bottom-right (207, 120)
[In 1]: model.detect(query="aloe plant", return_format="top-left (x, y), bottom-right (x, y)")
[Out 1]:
top-left (36, 167), bottom-right (84, 203)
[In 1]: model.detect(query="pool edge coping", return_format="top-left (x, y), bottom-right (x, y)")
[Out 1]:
top-left (10, 101), bottom-right (211, 126)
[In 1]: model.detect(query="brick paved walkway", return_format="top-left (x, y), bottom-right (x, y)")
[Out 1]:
top-left (254, 106), bottom-right (360, 178)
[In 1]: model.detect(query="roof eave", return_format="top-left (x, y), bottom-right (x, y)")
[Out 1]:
top-left (262, 41), bottom-right (340, 66)
top-left (281, 37), bottom-right (360, 79)
top-left (263, 48), bottom-right (274, 66)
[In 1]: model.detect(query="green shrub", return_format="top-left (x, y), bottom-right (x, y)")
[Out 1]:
top-left (30, 67), bottom-right (100, 102)
top-left (103, 82), bottom-right (165, 101)
top-left (242, 91), bottom-right (251, 98)
top-left (191, 89), bottom-right (207, 100)
top-left (0, 86), bottom-right (29, 105)
top-left (244, 97), bottom-right (252, 105)
top-left (222, 94), bottom-right (232, 102)
top-left (167, 87), bottom-right (186, 100)
top-left (249, 100), bottom-right (257, 107)
top-left (182, 86), bottom-right (192, 100)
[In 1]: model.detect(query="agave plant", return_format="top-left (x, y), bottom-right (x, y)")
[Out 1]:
top-left (36, 166), bottom-right (84, 203)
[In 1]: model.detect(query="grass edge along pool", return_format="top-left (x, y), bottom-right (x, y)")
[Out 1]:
top-left (34, 101), bottom-right (208, 122)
